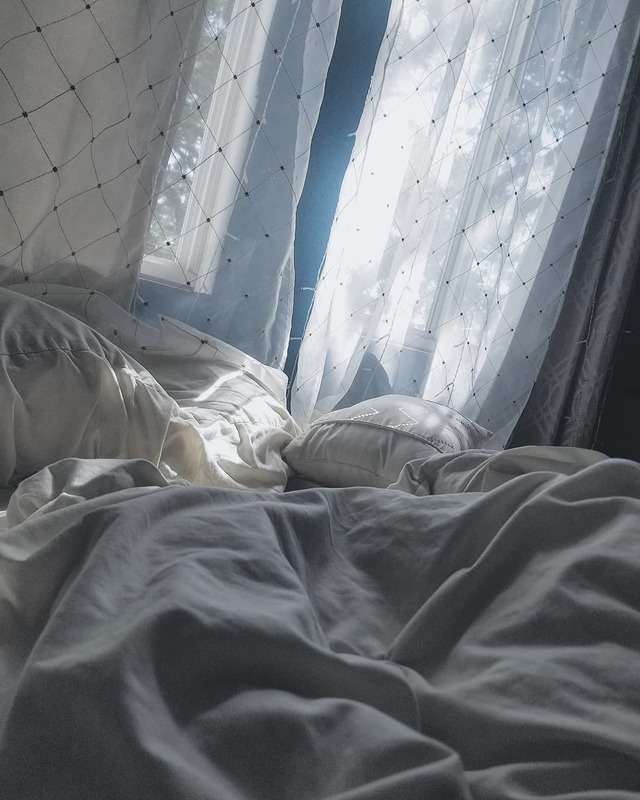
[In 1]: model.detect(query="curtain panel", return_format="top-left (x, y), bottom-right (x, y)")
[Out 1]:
top-left (0, 0), bottom-right (195, 307)
top-left (510, 39), bottom-right (640, 449)
top-left (291, 0), bottom-right (640, 446)
top-left (0, 0), bottom-right (341, 368)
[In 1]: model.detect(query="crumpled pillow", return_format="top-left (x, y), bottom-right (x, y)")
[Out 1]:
top-left (1, 285), bottom-right (300, 491)
top-left (283, 395), bottom-right (492, 488)
top-left (0, 287), bottom-right (178, 487)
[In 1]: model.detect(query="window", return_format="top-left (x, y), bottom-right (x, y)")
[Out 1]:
top-left (142, 0), bottom-right (277, 291)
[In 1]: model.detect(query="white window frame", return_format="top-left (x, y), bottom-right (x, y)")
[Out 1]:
top-left (141, 0), bottom-right (278, 291)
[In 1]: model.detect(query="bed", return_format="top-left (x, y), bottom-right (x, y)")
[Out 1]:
top-left (1, 286), bottom-right (639, 799)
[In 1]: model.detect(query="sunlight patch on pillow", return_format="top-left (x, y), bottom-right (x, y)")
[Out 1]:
top-left (283, 395), bottom-right (491, 488)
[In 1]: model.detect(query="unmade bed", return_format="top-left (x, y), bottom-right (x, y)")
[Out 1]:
top-left (1, 286), bottom-right (639, 799)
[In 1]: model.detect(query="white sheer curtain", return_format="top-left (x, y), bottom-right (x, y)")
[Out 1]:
top-left (0, 0), bottom-right (194, 306)
top-left (291, 0), bottom-right (640, 445)
top-left (0, 0), bottom-right (341, 368)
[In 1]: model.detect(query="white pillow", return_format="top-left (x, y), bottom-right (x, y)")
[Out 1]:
top-left (0, 287), bottom-right (178, 487)
top-left (283, 395), bottom-right (492, 488)
top-left (4, 284), bottom-right (300, 491)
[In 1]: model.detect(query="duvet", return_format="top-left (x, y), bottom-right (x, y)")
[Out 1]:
top-left (1, 450), bottom-right (639, 799)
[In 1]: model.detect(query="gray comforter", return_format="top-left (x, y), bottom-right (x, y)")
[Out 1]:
top-left (1, 450), bottom-right (639, 798)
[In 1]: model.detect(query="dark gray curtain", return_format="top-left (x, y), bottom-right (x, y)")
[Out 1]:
top-left (509, 45), bottom-right (640, 449)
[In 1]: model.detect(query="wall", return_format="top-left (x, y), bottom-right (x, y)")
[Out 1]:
top-left (596, 263), bottom-right (640, 460)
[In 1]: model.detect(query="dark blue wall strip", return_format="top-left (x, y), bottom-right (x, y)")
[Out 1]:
top-left (284, 0), bottom-right (392, 380)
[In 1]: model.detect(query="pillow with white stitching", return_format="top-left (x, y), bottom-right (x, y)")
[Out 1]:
top-left (283, 395), bottom-right (492, 488)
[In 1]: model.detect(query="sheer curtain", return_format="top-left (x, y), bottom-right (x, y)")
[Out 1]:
top-left (0, 0), bottom-right (194, 307)
top-left (0, 0), bottom-right (341, 368)
top-left (291, 0), bottom-right (640, 446)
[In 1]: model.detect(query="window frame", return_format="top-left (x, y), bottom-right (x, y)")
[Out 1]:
top-left (141, 0), bottom-right (278, 291)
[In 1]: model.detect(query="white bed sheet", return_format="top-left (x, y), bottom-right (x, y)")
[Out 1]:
top-left (0, 489), bottom-right (12, 534)
top-left (1, 449), bottom-right (639, 799)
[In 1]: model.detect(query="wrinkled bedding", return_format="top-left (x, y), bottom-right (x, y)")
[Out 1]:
top-left (1, 450), bottom-right (639, 799)
top-left (0, 488), bottom-right (11, 534)
top-left (1, 283), bottom-right (300, 492)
